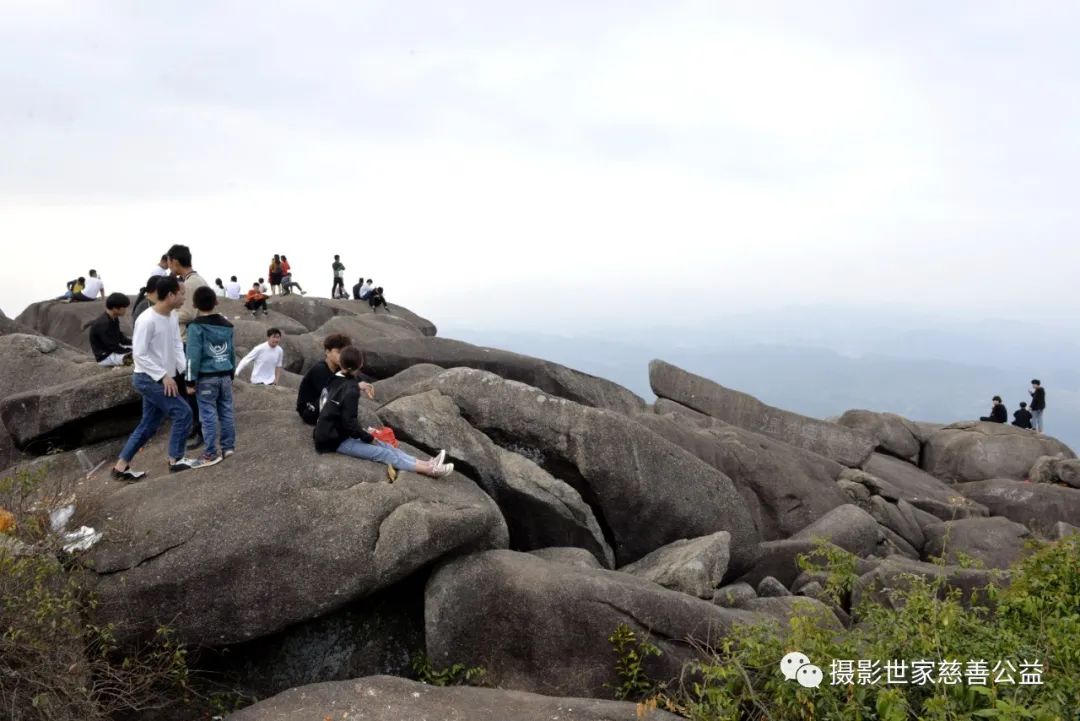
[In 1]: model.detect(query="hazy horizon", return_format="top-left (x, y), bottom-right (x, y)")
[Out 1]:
top-left (4, 2), bottom-right (1080, 331)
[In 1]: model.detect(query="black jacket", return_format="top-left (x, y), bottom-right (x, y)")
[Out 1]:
top-left (1012, 409), bottom-right (1033, 429)
top-left (1030, 387), bottom-right (1046, 411)
top-left (88, 312), bottom-right (131, 361)
top-left (980, 404), bottom-right (1007, 424)
top-left (313, 375), bottom-right (374, 452)
top-left (297, 362), bottom-right (376, 425)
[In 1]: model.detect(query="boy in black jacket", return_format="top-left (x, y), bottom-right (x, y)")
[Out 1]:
top-left (295, 333), bottom-right (376, 424)
top-left (979, 396), bottom-right (1007, 423)
top-left (1012, 402), bottom-right (1033, 430)
top-left (1029, 380), bottom-right (1046, 433)
top-left (89, 292), bottom-right (133, 366)
top-left (313, 346), bottom-right (452, 477)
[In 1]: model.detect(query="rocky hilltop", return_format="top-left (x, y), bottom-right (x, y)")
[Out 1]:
top-left (1, 296), bottom-right (1078, 719)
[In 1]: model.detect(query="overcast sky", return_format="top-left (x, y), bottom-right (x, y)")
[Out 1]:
top-left (2, 1), bottom-right (1078, 332)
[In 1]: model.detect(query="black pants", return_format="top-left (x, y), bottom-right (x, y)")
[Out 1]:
top-left (332, 277), bottom-right (344, 298)
top-left (175, 370), bottom-right (201, 439)
top-left (245, 298), bottom-right (267, 311)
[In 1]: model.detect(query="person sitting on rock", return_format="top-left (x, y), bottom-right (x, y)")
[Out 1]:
top-left (367, 286), bottom-right (388, 312)
top-left (236, 327), bottom-right (284, 386)
top-left (351, 276), bottom-right (364, 300)
top-left (89, 292), bottom-right (133, 367)
top-left (281, 268), bottom-right (306, 295)
top-left (358, 278), bottom-right (374, 300)
top-left (225, 275), bottom-right (242, 300)
top-left (245, 283), bottom-right (269, 316)
top-left (56, 276), bottom-right (85, 300)
top-left (979, 395), bottom-right (1007, 423)
top-left (313, 346), bottom-right (452, 477)
top-left (213, 278), bottom-right (227, 297)
top-left (69, 270), bottom-right (105, 302)
top-left (296, 333), bottom-right (375, 425)
top-left (150, 254), bottom-right (170, 278)
top-left (1012, 401), bottom-right (1033, 430)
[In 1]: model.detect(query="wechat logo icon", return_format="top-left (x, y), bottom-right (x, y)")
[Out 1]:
top-left (780, 651), bottom-right (823, 689)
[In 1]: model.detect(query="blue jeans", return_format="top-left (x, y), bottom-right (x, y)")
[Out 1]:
top-left (119, 372), bottom-right (193, 463)
top-left (337, 438), bottom-right (418, 471)
top-left (1031, 409), bottom-right (1044, 432)
top-left (196, 375), bottom-right (236, 457)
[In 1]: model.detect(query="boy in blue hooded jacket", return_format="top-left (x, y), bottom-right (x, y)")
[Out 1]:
top-left (185, 286), bottom-right (237, 463)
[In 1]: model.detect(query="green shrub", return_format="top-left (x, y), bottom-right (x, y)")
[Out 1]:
top-left (611, 536), bottom-right (1080, 721)
top-left (410, 651), bottom-right (486, 687)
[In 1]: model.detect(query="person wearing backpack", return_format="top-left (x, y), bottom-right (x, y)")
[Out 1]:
top-left (313, 346), bottom-right (453, 477)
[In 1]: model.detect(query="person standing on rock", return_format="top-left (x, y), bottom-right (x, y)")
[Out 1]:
top-left (236, 327), bottom-right (284, 385)
top-left (268, 254), bottom-right (284, 296)
top-left (331, 255), bottom-right (346, 299)
top-left (89, 292), bottom-right (133, 367)
top-left (295, 333), bottom-right (374, 424)
top-left (110, 276), bottom-right (212, 480)
top-left (150, 254), bottom-right (170, 278)
top-left (979, 395), bottom-right (1007, 423)
top-left (185, 286), bottom-right (235, 465)
top-left (313, 346), bottom-right (452, 477)
top-left (1012, 401), bottom-right (1033, 430)
top-left (1029, 380), bottom-right (1046, 433)
top-left (167, 244), bottom-right (208, 450)
top-left (133, 276), bottom-right (160, 321)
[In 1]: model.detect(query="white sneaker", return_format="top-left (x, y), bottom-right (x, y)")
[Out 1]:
top-left (432, 462), bottom-right (454, 478)
top-left (432, 450), bottom-right (447, 466)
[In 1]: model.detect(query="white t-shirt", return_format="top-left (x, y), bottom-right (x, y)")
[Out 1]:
top-left (150, 265), bottom-right (170, 277)
top-left (236, 341), bottom-right (284, 385)
top-left (81, 276), bottom-right (104, 298)
top-left (225, 281), bottom-right (242, 300)
top-left (131, 308), bottom-right (185, 381)
top-left (359, 281), bottom-right (374, 298)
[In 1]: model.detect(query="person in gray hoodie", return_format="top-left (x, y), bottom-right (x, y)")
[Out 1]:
top-left (185, 286), bottom-right (236, 464)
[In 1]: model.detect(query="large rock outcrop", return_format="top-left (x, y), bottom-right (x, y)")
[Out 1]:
top-left (922, 517), bottom-right (1032, 569)
top-left (15, 299), bottom-right (134, 352)
top-left (410, 368), bottom-right (760, 570)
top-left (862, 453), bottom-right (988, 521)
top-left (80, 410), bottom-right (508, 648)
top-left (837, 409), bottom-right (923, 463)
top-left (649, 360), bottom-right (874, 467)
top-left (956, 479), bottom-right (1080, 536)
top-left (426, 550), bottom-right (763, 698)
top-left (380, 389), bottom-right (614, 567)
top-left (620, 532), bottom-right (731, 599)
top-left (639, 401), bottom-right (847, 540)
top-left (225, 675), bottom-right (679, 721)
top-left (356, 337), bottom-right (646, 415)
top-left (921, 422), bottom-right (1075, 483)
top-left (1, 368), bottom-right (140, 451)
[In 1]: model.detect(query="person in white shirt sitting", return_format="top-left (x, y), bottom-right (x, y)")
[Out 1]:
top-left (358, 279), bottom-right (374, 300)
top-left (150, 254), bottom-right (170, 278)
top-left (225, 275), bottom-right (243, 300)
top-left (69, 270), bottom-right (106, 302)
top-left (236, 327), bottom-right (285, 385)
top-left (213, 278), bottom-right (227, 297)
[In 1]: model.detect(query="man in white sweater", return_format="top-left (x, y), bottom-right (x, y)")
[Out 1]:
top-left (110, 276), bottom-right (217, 480)
top-left (236, 327), bottom-right (285, 385)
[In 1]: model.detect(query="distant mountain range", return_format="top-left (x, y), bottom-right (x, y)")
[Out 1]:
top-left (441, 309), bottom-right (1080, 453)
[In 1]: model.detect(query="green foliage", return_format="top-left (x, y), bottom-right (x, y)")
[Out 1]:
top-left (0, 467), bottom-right (194, 721)
top-left (410, 651), bottom-right (486, 687)
top-left (607, 623), bottom-right (663, 702)
top-left (613, 536), bottom-right (1080, 720)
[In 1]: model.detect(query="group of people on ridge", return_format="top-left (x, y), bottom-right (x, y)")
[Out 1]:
top-left (979, 380), bottom-right (1047, 432)
top-left (77, 244), bottom-right (451, 482)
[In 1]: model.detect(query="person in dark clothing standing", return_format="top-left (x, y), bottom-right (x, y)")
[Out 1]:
top-left (295, 333), bottom-right (375, 424)
top-left (313, 346), bottom-right (452, 477)
top-left (980, 395), bottom-right (1007, 423)
top-left (331, 255), bottom-right (346, 299)
top-left (1012, 402), bottom-right (1033, 429)
top-left (89, 293), bottom-right (133, 366)
top-left (1029, 379), bottom-right (1046, 433)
